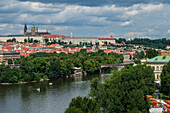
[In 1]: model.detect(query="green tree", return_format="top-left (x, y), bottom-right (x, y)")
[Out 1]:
top-left (24, 38), bottom-right (27, 43)
top-left (139, 51), bottom-right (145, 59)
top-left (12, 38), bottom-right (16, 42)
top-left (88, 64), bottom-right (155, 113)
top-left (146, 49), bottom-right (159, 59)
top-left (65, 106), bottom-right (83, 113)
top-left (32, 57), bottom-right (50, 75)
top-left (73, 58), bottom-right (82, 67)
top-left (161, 61), bottom-right (170, 97)
top-left (33, 39), bottom-right (39, 43)
top-left (65, 96), bottom-right (99, 113)
top-left (8, 59), bottom-right (13, 64)
top-left (84, 59), bottom-right (100, 73)
top-left (80, 49), bottom-right (87, 54)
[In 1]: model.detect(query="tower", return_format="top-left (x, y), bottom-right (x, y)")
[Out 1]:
top-left (24, 24), bottom-right (27, 35)
top-left (31, 22), bottom-right (36, 35)
top-left (71, 32), bottom-right (73, 37)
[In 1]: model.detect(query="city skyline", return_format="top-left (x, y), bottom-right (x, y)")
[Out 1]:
top-left (0, 0), bottom-right (170, 39)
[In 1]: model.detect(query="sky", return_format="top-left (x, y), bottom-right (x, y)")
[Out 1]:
top-left (0, 0), bottom-right (170, 39)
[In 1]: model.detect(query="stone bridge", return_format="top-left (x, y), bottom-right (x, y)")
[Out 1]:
top-left (101, 62), bottom-right (134, 68)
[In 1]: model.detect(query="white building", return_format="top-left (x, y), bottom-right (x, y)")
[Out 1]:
top-left (98, 35), bottom-right (116, 45)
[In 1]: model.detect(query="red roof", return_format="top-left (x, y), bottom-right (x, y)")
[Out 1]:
top-left (161, 51), bottom-right (170, 53)
top-left (40, 34), bottom-right (65, 37)
top-left (30, 44), bottom-right (42, 48)
top-left (99, 38), bottom-right (115, 40)
top-left (65, 37), bottom-right (98, 39)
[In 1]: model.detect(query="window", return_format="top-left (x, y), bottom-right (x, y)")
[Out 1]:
top-left (157, 66), bottom-right (159, 71)
top-left (157, 75), bottom-right (159, 80)
top-left (160, 66), bottom-right (163, 71)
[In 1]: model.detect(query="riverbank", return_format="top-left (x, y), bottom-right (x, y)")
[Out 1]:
top-left (0, 78), bottom-right (50, 85)
top-left (0, 72), bottom-right (84, 85)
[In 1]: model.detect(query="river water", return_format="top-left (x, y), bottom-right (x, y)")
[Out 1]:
top-left (0, 73), bottom-right (111, 113)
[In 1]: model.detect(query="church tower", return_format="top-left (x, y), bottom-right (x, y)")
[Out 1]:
top-left (31, 23), bottom-right (36, 35)
top-left (24, 24), bottom-right (27, 35)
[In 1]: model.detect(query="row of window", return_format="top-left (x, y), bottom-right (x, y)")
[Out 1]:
top-left (152, 66), bottom-right (163, 71)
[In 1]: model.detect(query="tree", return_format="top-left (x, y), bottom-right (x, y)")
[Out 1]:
top-left (73, 58), bottom-right (82, 67)
top-left (49, 58), bottom-right (61, 79)
top-left (139, 51), bottom-right (145, 59)
top-left (84, 59), bottom-right (100, 73)
top-left (146, 49), bottom-right (159, 59)
top-left (65, 96), bottom-right (100, 113)
top-left (161, 61), bottom-right (170, 97)
top-left (24, 38), bottom-right (27, 43)
top-left (79, 42), bottom-right (82, 46)
top-left (8, 59), bottom-right (13, 64)
top-left (80, 49), bottom-right (87, 54)
top-left (33, 39), bottom-right (39, 43)
top-left (88, 64), bottom-right (155, 113)
top-left (130, 54), bottom-right (132, 60)
top-left (12, 38), bottom-right (16, 42)
top-left (65, 106), bottom-right (83, 113)
top-left (32, 57), bottom-right (50, 75)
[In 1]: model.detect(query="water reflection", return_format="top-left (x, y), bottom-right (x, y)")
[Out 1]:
top-left (0, 73), bottom-right (110, 113)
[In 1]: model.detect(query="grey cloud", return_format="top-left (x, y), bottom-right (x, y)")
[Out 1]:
top-left (0, 0), bottom-right (170, 39)
top-left (17, 0), bottom-right (170, 6)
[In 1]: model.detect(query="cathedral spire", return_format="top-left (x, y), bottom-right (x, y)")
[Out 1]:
top-left (24, 24), bottom-right (27, 35)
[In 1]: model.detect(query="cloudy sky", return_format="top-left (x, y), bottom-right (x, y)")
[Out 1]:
top-left (0, 0), bottom-right (170, 39)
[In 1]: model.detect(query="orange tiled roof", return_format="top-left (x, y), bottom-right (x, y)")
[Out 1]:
top-left (65, 37), bottom-right (98, 39)
top-left (40, 34), bottom-right (65, 37)
top-left (99, 38), bottom-right (115, 40)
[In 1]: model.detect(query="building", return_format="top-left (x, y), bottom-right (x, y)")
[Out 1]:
top-left (146, 56), bottom-right (170, 83)
top-left (0, 35), bottom-right (43, 42)
top-left (160, 50), bottom-right (170, 56)
top-left (64, 36), bottom-right (98, 45)
top-left (166, 45), bottom-right (170, 49)
top-left (0, 51), bottom-right (20, 64)
top-left (122, 52), bottom-right (131, 62)
top-left (41, 34), bottom-right (65, 43)
top-left (98, 35), bottom-right (116, 45)
top-left (24, 23), bottom-right (50, 36)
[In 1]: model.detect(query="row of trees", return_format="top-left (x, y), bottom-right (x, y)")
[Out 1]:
top-left (65, 64), bottom-right (156, 112)
top-left (126, 38), bottom-right (170, 49)
top-left (131, 49), bottom-right (159, 60)
top-left (160, 61), bottom-right (170, 97)
top-left (0, 50), bottom-right (124, 83)
top-left (24, 38), bottom-right (39, 43)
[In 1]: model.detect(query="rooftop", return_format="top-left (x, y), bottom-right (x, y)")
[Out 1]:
top-left (99, 38), bottom-right (115, 40)
top-left (147, 56), bottom-right (170, 63)
top-left (65, 37), bottom-right (98, 39)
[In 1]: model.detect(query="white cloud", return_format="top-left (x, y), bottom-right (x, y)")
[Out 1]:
top-left (0, 24), bottom-right (7, 27)
top-left (120, 21), bottom-right (131, 26)
top-left (168, 29), bottom-right (170, 34)
top-left (54, 26), bottom-right (69, 31)
top-left (124, 32), bottom-right (146, 38)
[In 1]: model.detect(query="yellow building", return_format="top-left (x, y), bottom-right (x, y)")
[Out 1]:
top-left (145, 56), bottom-right (170, 83)
top-left (0, 51), bottom-right (20, 64)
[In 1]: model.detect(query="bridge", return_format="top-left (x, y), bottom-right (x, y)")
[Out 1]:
top-left (101, 62), bottom-right (134, 68)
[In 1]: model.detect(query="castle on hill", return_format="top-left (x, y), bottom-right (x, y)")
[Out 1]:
top-left (24, 23), bottom-right (50, 36)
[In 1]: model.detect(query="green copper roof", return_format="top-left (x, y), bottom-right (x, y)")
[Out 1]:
top-left (32, 22), bottom-right (35, 28)
top-left (147, 56), bottom-right (170, 63)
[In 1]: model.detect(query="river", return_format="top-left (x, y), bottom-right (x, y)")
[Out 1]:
top-left (0, 73), bottom-right (111, 113)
